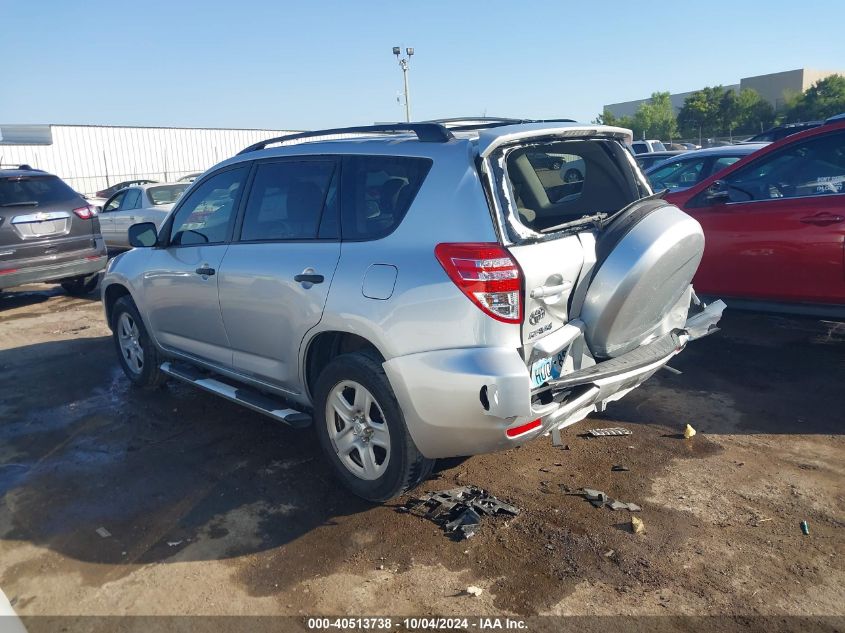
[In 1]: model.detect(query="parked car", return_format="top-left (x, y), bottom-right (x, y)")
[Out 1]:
top-left (177, 173), bottom-right (203, 183)
top-left (96, 179), bottom-right (159, 199)
top-left (646, 144), bottom-right (768, 192)
top-left (635, 150), bottom-right (686, 171)
top-left (101, 120), bottom-right (722, 501)
top-left (743, 121), bottom-right (822, 143)
top-left (0, 166), bottom-right (107, 294)
top-left (100, 183), bottom-right (189, 250)
top-left (630, 139), bottom-right (666, 154)
top-left (665, 118), bottom-right (845, 311)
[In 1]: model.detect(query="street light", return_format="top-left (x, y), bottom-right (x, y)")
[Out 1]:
top-left (393, 46), bottom-right (414, 122)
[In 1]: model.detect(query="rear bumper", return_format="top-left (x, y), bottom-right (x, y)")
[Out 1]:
top-left (384, 294), bottom-right (728, 460)
top-left (384, 333), bottom-right (684, 460)
top-left (0, 252), bottom-right (107, 290)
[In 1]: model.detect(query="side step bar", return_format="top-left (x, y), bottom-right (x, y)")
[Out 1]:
top-left (160, 362), bottom-right (312, 428)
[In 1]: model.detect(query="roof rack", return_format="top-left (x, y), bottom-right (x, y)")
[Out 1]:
top-left (237, 123), bottom-right (454, 155)
top-left (0, 163), bottom-right (39, 171)
top-left (424, 117), bottom-right (577, 131)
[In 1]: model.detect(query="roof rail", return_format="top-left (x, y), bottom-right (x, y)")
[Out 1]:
top-left (0, 163), bottom-right (38, 171)
top-left (424, 117), bottom-right (577, 131)
top-left (237, 123), bottom-right (454, 155)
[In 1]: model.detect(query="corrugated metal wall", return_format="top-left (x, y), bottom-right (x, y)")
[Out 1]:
top-left (0, 124), bottom-right (297, 194)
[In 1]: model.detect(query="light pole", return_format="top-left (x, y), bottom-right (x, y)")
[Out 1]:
top-left (393, 46), bottom-right (414, 122)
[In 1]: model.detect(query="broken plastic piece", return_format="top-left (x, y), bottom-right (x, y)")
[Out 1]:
top-left (684, 424), bottom-right (697, 439)
top-left (167, 540), bottom-right (183, 547)
top-left (95, 527), bottom-right (111, 538)
top-left (403, 486), bottom-right (519, 540)
top-left (588, 427), bottom-right (632, 437)
top-left (631, 516), bottom-right (645, 534)
top-left (800, 520), bottom-right (810, 535)
top-left (465, 586), bottom-right (483, 597)
top-left (611, 465), bottom-right (630, 471)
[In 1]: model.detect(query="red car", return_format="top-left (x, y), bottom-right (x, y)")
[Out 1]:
top-left (665, 119), bottom-right (845, 313)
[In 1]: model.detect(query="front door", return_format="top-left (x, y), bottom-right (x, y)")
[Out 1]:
top-left (689, 130), bottom-right (845, 304)
top-left (218, 158), bottom-right (340, 392)
top-left (142, 165), bottom-right (250, 367)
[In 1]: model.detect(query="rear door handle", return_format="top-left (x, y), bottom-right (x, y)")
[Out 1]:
top-left (294, 273), bottom-right (324, 284)
top-left (195, 265), bottom-right (216, 276)
top-left (800, 213), bottom-right (844, 226)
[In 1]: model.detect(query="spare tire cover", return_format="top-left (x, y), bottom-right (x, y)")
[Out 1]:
top-left (581, 203), bottom-right (704, 359)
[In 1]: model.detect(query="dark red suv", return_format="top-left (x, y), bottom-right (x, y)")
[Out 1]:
top-left (0, 167), bottom-right (107, 294)
top-left (665, 119), bottom-right (845, 314)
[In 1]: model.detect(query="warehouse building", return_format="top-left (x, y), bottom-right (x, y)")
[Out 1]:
top-left (604, 68), bottom-right (845, 118)
top-left (0, 124), bottom-right (298, 195)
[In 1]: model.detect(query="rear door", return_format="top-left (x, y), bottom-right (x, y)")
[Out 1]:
top-left (142, 165), bottom-right (249, 367)
top-left (218, 158), bottom-right (340, 392)
top-left (99, 191), bottom-right (126, 246)
top-left (0, 174), bottom-right (98, 267)
top-left (686, 130), bottom-right (845, 304)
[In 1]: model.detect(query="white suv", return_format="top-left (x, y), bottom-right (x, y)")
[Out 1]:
top-left (101, 118), bottom-right (723, 500)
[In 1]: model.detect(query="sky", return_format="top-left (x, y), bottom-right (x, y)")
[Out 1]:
top-left (2, 0), bottom-right (844, 130)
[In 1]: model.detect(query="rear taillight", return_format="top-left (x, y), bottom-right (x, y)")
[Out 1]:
top-left (434, 242), bottom-right (523, 324)
top-left (73, 205), bottom-right (94, 219)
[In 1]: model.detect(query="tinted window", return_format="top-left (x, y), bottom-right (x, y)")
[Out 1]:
top-left (148, 184), bottom-right (188, 205)
top-left (341, 156), bottom-right (431, 240)
top-left (121, 188), bottom-right (142, 210)
top-left (648, 157), bottom-right (708, 190)
top-left (724, 131), bottom-right (845, 201)
top-left (0, 175), bottom-right (79, 206)
top-left (103, 191), bottom-right (126, 212)
top-left (169, 167), bottom-right (247, 246)
top-left (711, 156), bottom-right (740, 174)
top-left (240, 161), bottom-right (336, 241)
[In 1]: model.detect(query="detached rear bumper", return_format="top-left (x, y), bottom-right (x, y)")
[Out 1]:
top-left (385, 300), bottom-right (724, 459)
top-left (0, 252), bottom-right (107, 290)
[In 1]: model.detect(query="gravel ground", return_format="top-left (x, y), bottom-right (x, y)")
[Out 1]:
top-left (0, 283), bottom-right (843, 623)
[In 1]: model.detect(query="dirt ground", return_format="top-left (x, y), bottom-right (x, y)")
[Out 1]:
top-left (0, 283), bottom-right (843, 623)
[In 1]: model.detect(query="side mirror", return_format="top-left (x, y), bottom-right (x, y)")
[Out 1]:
top-left (128, 222), bottom-right (158, 248)
top-left (705, 180), bottom-right (730, 203)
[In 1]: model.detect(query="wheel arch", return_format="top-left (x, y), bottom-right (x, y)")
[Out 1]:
top-left (303, 330), bottom-right (386, 402)
top-left (103, 282), bottom-right (133, 329)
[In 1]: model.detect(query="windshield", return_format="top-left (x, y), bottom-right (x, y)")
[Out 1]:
top-left (496, 139), bottom-right (642, 239)
top-left (148, 184), bottom-right (188, 205)
top-left (0, 175), bottom-right (79, 206)
top-left (647, 158), bottom-right (707, 190)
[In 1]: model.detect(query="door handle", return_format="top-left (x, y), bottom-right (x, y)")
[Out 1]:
top-left (294, 273), bottom-right (324, 284)
top-left (195, 265), bottom-right (216, 276)
top-left (800, 213), bottom-right (844, 226)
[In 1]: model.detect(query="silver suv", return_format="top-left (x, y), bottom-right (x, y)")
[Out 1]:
top-left (101, 119), bottom-right (723, 501)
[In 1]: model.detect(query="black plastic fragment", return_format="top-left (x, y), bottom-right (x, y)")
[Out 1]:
top-left (402, 485), bottom-right (519, 540)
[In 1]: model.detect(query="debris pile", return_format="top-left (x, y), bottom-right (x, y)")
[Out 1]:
top-left (575, 488), bottom-right (641, 512)
top-left (401, 486), bottom-right (519, 540)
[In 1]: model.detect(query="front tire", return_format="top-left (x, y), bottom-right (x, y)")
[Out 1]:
top-left (313, 352), bottom-right (434, 502)
top-left (111, 296), bottom-right (166, 389)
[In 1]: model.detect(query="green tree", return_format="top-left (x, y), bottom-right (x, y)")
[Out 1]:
top-left (677, 86), bottom-right (728, 140)
top-left (785, 74), bottom-right (845, 121)
top-left (632, 91), bottom-right (678, 140)
top-left (592, 108), bottom-right (635, 133)
top-left (735, 88), bottom-right (775, 134)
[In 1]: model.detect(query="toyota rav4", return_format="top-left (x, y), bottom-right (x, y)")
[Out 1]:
top-left (101, 118), bottom-right (723, 501)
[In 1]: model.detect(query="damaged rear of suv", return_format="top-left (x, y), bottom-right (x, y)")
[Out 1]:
top-left (102, 118), bottom-right (722, 502)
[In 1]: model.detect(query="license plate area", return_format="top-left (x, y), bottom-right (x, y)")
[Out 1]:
top-left (12, 211), bottom-right (71, 239)
top-left (530, 350), bottom-right (566, 388)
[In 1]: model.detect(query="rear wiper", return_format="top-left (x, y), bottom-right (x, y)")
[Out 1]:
top-left (0, 201), bottom-right (39, 207)
top-left (540, 212), bottom-right (608, 234)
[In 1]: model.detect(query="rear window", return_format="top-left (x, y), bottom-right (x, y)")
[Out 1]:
top-left (340, 155), bottom-right (432, 240)
top-left (0, 175), bottom-right (79, 207)
top-left (148, 184), bottom-right (188, 205)
top-left (503, 140), bottom-right (640, 233)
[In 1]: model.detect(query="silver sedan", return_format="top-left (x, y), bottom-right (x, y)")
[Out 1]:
top-left (99, 183), bottom-right (188, 250)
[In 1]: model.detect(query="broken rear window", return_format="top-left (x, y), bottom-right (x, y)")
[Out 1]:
top-left (502, 139), bottom-right (640, 234)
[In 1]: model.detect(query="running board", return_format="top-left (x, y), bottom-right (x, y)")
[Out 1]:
top-left (160, 362), bottom-right (311, 428)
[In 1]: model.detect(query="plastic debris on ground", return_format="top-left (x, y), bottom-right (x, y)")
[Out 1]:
top-left (684, 423), bottom-right (697, 439)
top-left (571, 488), bottom-right (641, 512)
top-left (611, 464), bottom-right (630, 471)
top-left (401, 485), bottom-right (519, 540)
top-left (800, 520), bottom-right (810, 535)
top-left (588, 427), bottom-right (632, 437)
top-left (631, 516), bottom-right (645, 534)
top-left (465, 586), bottom-right (483, 597)
top-left (95, 527), bottom-right (111, 538)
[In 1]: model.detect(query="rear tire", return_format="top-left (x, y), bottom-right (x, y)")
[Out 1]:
top-left (61, 273), bottom-right (99, 296)
top-left (111, 296), bottom-right (166, 389)
top-left (314, 352), bottom-right (434, 502)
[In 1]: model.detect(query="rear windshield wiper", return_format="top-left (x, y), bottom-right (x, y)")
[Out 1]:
top-left (0, 201), bottom-right (39, 207)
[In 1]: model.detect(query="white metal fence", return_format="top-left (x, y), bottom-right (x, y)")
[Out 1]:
top-left (0, 124), bottom-right (298, 195)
